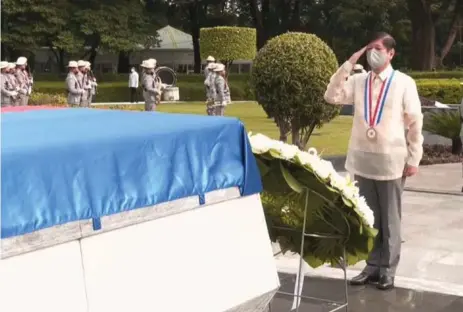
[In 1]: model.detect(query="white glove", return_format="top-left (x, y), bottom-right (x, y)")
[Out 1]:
top-left (10, 91), bottom-right (18, 97)
top-left (80, 90), bottom-right (85, 94)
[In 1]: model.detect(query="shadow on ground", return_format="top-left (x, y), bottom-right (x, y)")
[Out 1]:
top-left (268, 273), bottom-right (463, 312)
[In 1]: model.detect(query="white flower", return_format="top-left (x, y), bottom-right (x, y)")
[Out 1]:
top-left (352, 196), bottom-right (374, 227)
top-left (249, 133), bottom-right (273, 154)
top-left (311, 158), bottom-right (336, 180)
top-left (279, 144), bottom-right (299, 160)
top-left (329, 172), bottom-right (348, 191)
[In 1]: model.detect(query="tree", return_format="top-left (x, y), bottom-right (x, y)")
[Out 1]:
top-left (251, 32), bottom-right (340, 149)
top-left (200, 26), bottom-right (256, 69)
top-left (73, 0), bottom-right (155, 67)
top-left (408, 0), bottom-right (463, 70)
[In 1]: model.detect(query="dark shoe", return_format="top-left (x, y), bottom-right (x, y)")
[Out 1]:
top-left (349, 272), bottom-right (379, 286)
top-left (377, 276), bottom-right (394, 290)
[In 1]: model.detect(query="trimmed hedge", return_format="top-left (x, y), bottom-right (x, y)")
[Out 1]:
top-left (33, 78), bottom-right (461, 103)
top-left (407, 71), bottom-right (463, 79)
top-left (415, 79), bottom-right (462, 104)
top-left (200, 26), bottom-right (257, 61)
top-left (32, 71), bottom-right (463, 83)
top-left (34, 80), bottom-right (252, 102)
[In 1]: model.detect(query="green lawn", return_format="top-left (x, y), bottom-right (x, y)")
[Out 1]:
top-left (101, 101), bottom-right (353, 156)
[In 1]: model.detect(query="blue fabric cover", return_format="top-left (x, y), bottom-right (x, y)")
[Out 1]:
top-left (1, 109), bottom-right (262, 239)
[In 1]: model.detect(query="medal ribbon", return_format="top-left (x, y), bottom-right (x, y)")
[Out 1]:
top-left (363, 70), bottom-right (396, 127)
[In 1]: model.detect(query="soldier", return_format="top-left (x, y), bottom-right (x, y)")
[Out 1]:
top-left (6, 63), bottom-right (21, 106)
top-left (204, 55), bottom-right (215, 78)
top-left (15, 56), bottom-right (30, 106)
top-left (76, 60), bottom-right (89, 107)
top-left (204, 62), bottom-right (217, 115)
top-left (86, 61), bottom-right (97, 105)
top-left (213, 63), bottom-right (230, 116)
top-left (141, 59), bottom-right (158, 111)
top-left (1, 61), bottom-right (18, 107)
top-left (66, 61), bottom-right (84, 106)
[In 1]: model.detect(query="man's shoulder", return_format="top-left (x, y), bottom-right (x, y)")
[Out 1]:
top-left (393, 70), bottom-right (415, 84)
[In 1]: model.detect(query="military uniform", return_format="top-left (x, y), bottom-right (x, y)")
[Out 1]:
top-left (1, 67), bottom-right (19, 107)
top-left (143, 73), bottom-right (158, 111)
top-left (15, 69), bottom-right (29, 106)
top-left (6, 64), bottom-right (20, 106)
top-left (66, 69), bottom-right (83, 106)
top-left (205, 71), bottom-right (216, 115)
top-left (81, 73), bottom-right (92, 107)
top-left (214, 74), bottom-right (230, 116)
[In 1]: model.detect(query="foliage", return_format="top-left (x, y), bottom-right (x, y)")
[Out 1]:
top-left (32, 77), bottom-right (462, 104)
top-left (200, 26), bottom-right (257, 62)
top-left (28, 92), bottom-right (67, 106)
top-left (251, 32), bottom-right (340, 148)
top-left (408, 71), bottom-right (463, 79)
top-left (423, 109), bottom-right (462, 154)
top-left (249, 133), bottom-right (376, 267)
top-left (420, 144), bottom-right (463, 165)
top-left (33, 80), bottom-right (251, 102)
top-left (416, 79), bottom-right (462, 104)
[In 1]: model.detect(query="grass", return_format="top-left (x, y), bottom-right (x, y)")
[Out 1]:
top-left (98, 101), bottom-right (353, 156)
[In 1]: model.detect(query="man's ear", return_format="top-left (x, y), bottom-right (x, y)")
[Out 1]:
top-left (389, 48), bottom-right (395, 59)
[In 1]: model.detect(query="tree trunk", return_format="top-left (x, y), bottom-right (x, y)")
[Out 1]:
top-left (249, 0), bottom-right (268, 49)
top-left (408, 0), bottom-right (436, 70)
top-left (89, 49), bottom-right (98, 69)
top-left (117, 51), bottom-right (130, 73)
top-left (437, 3), bottom-right (463, 67)
top-left (275, 116), bottom-right (290, 142)
top-left (452, 137), bottom-right (462, 155)
top-left (188, 3), bottom-right (201, 74)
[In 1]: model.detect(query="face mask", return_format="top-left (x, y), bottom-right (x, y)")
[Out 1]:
top-left (367, 49), bottom-right (388, 70)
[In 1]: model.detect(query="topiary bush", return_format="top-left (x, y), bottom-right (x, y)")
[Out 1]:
top-left (251, 32), bottom-right (340, 149)
top-left (200, 27), bottom-right (256, 66)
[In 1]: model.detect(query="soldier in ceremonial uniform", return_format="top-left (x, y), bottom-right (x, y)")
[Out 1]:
top-left (76, 60), bottom-right (90, 107)
top-left (204, 56), bottom-right (215, 78)
top-left (1, 61), bottom-right (19, 107)
top-left (141, 59), bottom-right (158, 111)
top-left (15, 56), bottom-right (30, 106)
top-left (6, 63), bottom-right (21, 106)
top-left (204, 62), bottom-right (216, 115)
top-left (213, 63), bottom-right (230, 116)
top-left (85, 61), bottom-right (97, 105)
top-left (66, 61), bottom-right (84, 106)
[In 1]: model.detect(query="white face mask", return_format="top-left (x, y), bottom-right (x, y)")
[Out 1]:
top-left (367, 49), bottom-right (388, 70)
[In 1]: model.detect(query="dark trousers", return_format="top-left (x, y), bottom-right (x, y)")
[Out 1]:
top-left (130, 87), bottom-right (138, 103)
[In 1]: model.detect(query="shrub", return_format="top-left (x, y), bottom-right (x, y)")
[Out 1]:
top-left (408, 71), bottom-right (463, 79)
top-left (34, 80), bottom-right (250, 102)
top-left (416, 79), bottom-right (462, 104)
top-left (200, 27), bottom-right (256, 64)
top-left (423, 109), bottom-right (462, 154)
top-left (28, 92), bottom-right (67, 106)
top-left (420, 144), bottom-right (463, 165)
top-left (251, 32), bottom-right (340, 148)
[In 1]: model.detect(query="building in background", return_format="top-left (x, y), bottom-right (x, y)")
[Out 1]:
top-left (33, 26), bottom-right (252, 74)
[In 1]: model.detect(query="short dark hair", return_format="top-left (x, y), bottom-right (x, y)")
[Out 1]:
top-left (371, 32), bottom-right (396, 51)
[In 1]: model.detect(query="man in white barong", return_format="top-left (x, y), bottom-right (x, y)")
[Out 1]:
top-left (324, 32), bottom-right (424, 290)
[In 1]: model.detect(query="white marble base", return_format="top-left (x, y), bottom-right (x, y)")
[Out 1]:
top-left (0, 194), bottom-right (279, 312)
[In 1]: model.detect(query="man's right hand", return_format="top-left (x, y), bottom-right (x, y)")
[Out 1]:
top-left (348, 46), bottom-right (368, 65)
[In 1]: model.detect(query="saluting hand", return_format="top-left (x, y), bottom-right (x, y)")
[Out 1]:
top-left (348, 46), bottom-right (368, 65)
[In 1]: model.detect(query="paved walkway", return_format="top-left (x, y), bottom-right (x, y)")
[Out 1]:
top-left (275, 164), bottom-right (463, 297)
top-left (269, 274), bottom-right (463, 312)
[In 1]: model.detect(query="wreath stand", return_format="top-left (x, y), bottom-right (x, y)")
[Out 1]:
top-left (267, 189), bottom-right (349, 312)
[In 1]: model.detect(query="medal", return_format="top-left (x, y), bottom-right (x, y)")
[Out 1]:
top-left (366, 128), bottom-right (377, 140)
top-left (363, 70), bottom-right (395, 140)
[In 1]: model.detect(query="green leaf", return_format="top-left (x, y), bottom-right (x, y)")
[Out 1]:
top-left (255, 157), bottom-right (270, 176)
top-left (280, 161), bottom-right (304, 193)
top-left (304, 254), bottom-right (325, 268)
